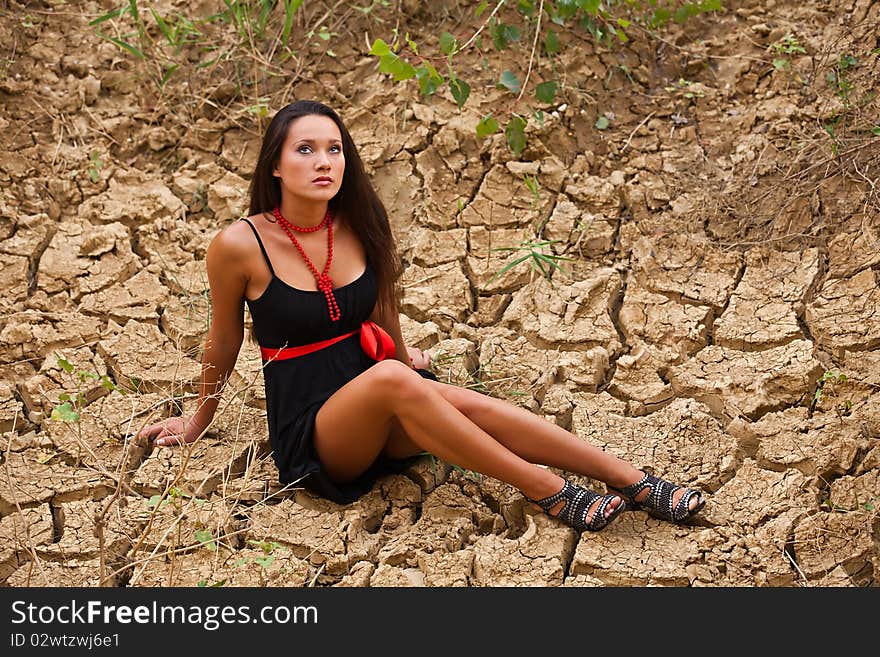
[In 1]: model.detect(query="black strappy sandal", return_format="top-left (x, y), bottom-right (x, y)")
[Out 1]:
top-left (613, 472), bottom-right (705, 523)
top-left (526, 479), bottom-right (626, 532)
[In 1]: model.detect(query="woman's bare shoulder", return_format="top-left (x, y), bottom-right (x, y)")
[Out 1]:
top-left (208, 215), bottom-right (264, 256)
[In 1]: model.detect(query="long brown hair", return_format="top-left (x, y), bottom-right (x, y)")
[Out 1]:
top-left (248, 100), bottom-right (403, 318)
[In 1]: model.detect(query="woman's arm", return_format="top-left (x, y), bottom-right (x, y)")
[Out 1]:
top-left (139, 227), bottom-right (247, 445)
top-left (369, 296), bottom-right (412, 368)
top-left (368, 293), bottom-right (432, 370)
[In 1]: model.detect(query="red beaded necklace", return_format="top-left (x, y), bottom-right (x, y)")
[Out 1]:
top-left (272, 206), bottom-right (341, 322)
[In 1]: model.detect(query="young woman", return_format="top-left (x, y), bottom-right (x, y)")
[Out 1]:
top-left (138, 100), bottom-right (705, 531)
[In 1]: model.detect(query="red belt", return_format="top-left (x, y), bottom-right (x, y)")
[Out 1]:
top-left (260, 320), bottom-right (397, 363)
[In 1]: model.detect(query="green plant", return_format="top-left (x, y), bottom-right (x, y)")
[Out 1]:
top-left (368, 0), bottom-right (724, 156)
top-left (770, 33), bottom-right (806, 71)
top-left (91, 1), bottom-right (724, 157)
top-left (89, 0), bottom-right (307, 97)
top-left (244, 96), bottom-right (272, 117)
top-left (483, 238), bottom-right (574, 288)
top-left (232, 539), bottom-right (287, 569)
top-left (50, 355), bottom-right (125, 425)
top-left (197, 578), bottom-right (227, 586)
top-left (451, 463), bottom-right (484, 483)
top-left (194, 528), bottom-right (218, 551)
top-left (823, 115), bottom-right (842, 155)
top-left (820, 495), bottom-right (875, 513)
top-left (810, 369), bottom-right (852, 417)
top-left (90, 1), bottom-right (148, 60)
top-left (522, 173), bottom-right (540, 208)
top-left (87, 151), bottom-right (103, 184)
top-left (421, 451), bottom-right (483, 483)
top-left (664, 77), bottom-right (706, 99)
top-left (826, 53), bottom-right (858, 104)
top-left (146, 486), bottom-right (206, 512)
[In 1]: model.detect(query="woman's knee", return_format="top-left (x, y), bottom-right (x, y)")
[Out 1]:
top-left (430, 381), bottom-right (487, 417)
top-left (369, 359), bottom-right (430, 405)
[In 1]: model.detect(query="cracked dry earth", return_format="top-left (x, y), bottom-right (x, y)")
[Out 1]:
top-left (1, 0), bottom-right (879, 587)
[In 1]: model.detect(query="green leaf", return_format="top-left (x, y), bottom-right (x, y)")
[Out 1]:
top-left (475, 0), bottom-right (489, 17)
top-left (380, 54), bottom-right (416, 81)
top-left (57, 356), bottom-right (74, 373)
top-left (51, 402), bottom-right (79, 423)
top-left (416, 64), bottom-right (443, 95)
top-left (89, 7), bottom-right (128, 26)
top-left (58, 393), bottom-right (70, 402)
top-left (652, 8), bottom-right (672, 27)
top-left (773, 58), bottom-right (789, 70)
top-left (150, 8), bottom-right (173, 44)
top-left (595, 115), bottom-right (610, 130)
top-left (490, 21), bottom-right (520, 50)
top-left (674, 4), bottom-right (698, 23)
top-left (127, 0), bottom-right (140, 24)
top-left (254, 555), bottom-right (275, 568)
top-left (449, 76), bottom-right (471, 109)
top-left (101, 375), bottom-right (123, 393)
top-left (195, 529), bottom-right (217, 551)
top-left (439, 32), bottom-right (457, 55)
top-left (505, 115), bottom-right (527, 157)
top-left (476, 114), bottom-right (499, 138)
top-left (498, 70), bottom-right (521, 94)
top-left (544, 29), bottom-right (560, 54)
top-left (579, 0), bottom-right (600, 15)
top-left (872, 126), bottom-right (880, 136)
top-left (518, 0), bottom-right (536, 17)
top-left (486, 252), bottom-right (532, 285)
top-left (535, 80), bottom-right (558, 103)
top-left (839, 54), bottom-right (857, 70)
top-left (369, 38), bottom-right (391, 57)
top-left (282, 0), bottom-right (304, 45)
top-left (101, 35), bottom-right (145, 60)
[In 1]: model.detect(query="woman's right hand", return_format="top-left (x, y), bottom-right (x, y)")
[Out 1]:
top-left (137, 416), bottom-right (205, 447)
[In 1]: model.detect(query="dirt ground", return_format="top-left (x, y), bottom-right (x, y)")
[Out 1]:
top-left (0, 0), bottom-right (878, 587)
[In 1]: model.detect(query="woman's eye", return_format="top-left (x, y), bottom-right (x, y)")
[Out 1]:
top-left (296, 145), bottom-right (340, 154)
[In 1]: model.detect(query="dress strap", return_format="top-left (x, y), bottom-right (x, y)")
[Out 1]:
top-left (240, 217), bottom-right (276, 277)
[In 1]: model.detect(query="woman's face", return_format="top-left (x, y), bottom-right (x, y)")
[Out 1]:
top-left (273, 114), bottom-right (345, 205)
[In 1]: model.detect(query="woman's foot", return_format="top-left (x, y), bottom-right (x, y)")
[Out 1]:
top-left (609, 471), bottom-right (705, 523)
top-left (527, 477), bottom-right (626, 532)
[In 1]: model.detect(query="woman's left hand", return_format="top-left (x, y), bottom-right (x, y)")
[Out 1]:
top-left (406, 345), bottom-right (432, 370)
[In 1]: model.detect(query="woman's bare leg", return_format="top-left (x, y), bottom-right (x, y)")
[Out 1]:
top-left (412, 380), bottom-right (699, 511)
top-left (313, 360), bottom-right (623, 522)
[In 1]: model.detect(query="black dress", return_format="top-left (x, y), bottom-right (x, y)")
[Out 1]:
top-left (240, 218), bottom-right (436, 504)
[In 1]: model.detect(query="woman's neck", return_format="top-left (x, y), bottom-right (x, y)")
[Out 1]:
top-left (276, 199), bottom-right (330, 229)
